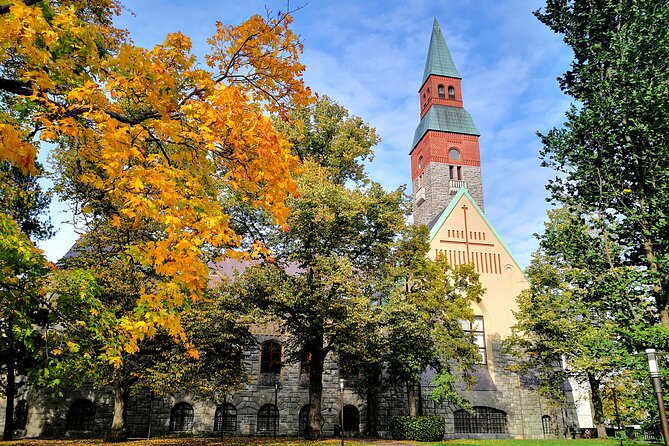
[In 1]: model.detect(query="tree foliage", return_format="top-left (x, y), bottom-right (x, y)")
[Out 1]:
top-left (536, 0), bottom-right (669, 325)
top-left (0, 0), bottom-right (312, 362)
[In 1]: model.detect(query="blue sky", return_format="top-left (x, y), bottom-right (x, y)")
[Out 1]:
top-left (38, 0), bottom-right (574, 267)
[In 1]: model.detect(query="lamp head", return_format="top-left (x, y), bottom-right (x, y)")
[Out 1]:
top-left (646, 348), bottom-right (660, 378)
top-left (339, 379), bottom-right (345, 391)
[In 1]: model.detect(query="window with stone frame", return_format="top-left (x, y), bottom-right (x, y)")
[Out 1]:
top-left (542, 415), bottom-right (552, 435)
top-left (448, 86), bottom-right (455, 100)
top-left (66, 399), bottom-right (96, 431)
top-left (257, 404), bottom-right (279, 433)
top-left (169, 402), bottom-right (194, 432)
top-left (259, 340), bottom-right (281, 386)
top-left (454, 406), bottom-right (508, 434)
top-left (299, 404), bottom-right (310, 434)
top-left (461, 315), bottom-right (486, 364)
top-left (214, 403), bottom-right (237, 432)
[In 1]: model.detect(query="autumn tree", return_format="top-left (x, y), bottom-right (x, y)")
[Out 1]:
top-left (1, 0), bottom-right (311, 364)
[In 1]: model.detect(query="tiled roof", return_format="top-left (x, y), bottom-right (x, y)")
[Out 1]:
top-left (412, 104), bottom-right (480, 149)
top-left (422, 18), bottom-right (461, 83)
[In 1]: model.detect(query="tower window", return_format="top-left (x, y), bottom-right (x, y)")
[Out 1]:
top-left (418, 155), bottom-right (424, 169)
top-left (438, 85), bottom-right (445, 98)
top-left (448, 86), bottom-right (455, 100)
top-left (448, 148), bottom-right (460, 160)
top-left (449, 165), bottom-right (454, 180)
top-left (457, 166), bottom-right (462, 181)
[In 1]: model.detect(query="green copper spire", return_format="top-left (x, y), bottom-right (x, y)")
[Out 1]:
top-left (422, 18), bottom-right (461, 83)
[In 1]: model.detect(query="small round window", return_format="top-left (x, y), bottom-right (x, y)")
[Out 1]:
top-left (418, 156), bottom-right (424, 169)
top-left (449, 148), bottom-right (461, 160)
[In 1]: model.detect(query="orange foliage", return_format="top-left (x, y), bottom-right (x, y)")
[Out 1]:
top-left (0, 1), bottom-right (312, 361)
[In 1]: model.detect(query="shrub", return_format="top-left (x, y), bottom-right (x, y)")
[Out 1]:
top-left (390, 415), bottom-right (445, 441)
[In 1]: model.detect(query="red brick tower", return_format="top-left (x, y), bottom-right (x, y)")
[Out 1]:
top-left (411, 19), bottom-right (484, 227)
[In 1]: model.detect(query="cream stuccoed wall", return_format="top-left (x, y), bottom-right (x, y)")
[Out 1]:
top-left (426, 190), bottom-right (528, 381)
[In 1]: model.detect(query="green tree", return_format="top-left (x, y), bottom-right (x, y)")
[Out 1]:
top-left (536, 0), bottom-right (669, 325)
top-left (0, 161), bottom-right (52, 440)
top-left (0, 215), bottom-right (50, 440)
top-left (506, 207), bottom-right (658, 437)
top-left (383, 225), bottom-right (483, 417)
top-left (233, 96), bottom-right (407, 439)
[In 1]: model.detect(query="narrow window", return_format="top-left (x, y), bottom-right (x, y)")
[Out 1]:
top-left (261, 341), bottom-right (281, 373)
top-left (542, 415), bottom-right (552, 435)
top-left (299, 405), bottom-right (310, 434)
top-left (299, 352), bottom-right (310, 387)
top-left (14, 400), bottom-right (28, 430)
top-left (170, 402), bottom-right (194, 432)
top-left (214, 403), bottom-right (237, 432)
top-left (418, 155), bottom-right (424, 169)
top-left (457, 166), bottom-right (462, 181)
top-left (448, 86), bottom-right (455, 100)
top-left (449, 165), bottom-right (454, 180)
top-left (66, 399), bottom-right (96, 431)
top-left (462, 316), bottom-right (486, 364)
top-left (438, 85), bottom-right (445, 98)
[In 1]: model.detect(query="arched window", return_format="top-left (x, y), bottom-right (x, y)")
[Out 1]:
top-left (66, 399), bottom-right (96, 431)
top-left (257, 404), bottom-right (279, 434)
top-left (342, 405), bottom-right (360, 432)
top-left (14, 399), bottom-right (28, 430)
top-left (448, 86), bottom-right (455, 100)
top-left (438, 84), bottom-right (445, 98)
top-left (418, 155), bottom-right (424, 169)
top-left (299, 404), bottom-right (310, 434)
top-left (542, 415), bottom-right (552, 435)
top-left (169, 402), bottom-right (194, 432)
top-left (214, 403), bottom-right (237, 432)
top-left (454, 406), bottom-right (508, 434)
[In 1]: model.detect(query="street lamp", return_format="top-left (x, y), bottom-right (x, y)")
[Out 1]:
top-left (646, 348), bottom-right (669, 446)
top-left (274, 381), bottom-right (280, 439)
top-left (339, 379), bottom-right (345, 446)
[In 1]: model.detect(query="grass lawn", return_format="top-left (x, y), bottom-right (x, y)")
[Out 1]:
top-left (0, 438), bottom-right (650, 446)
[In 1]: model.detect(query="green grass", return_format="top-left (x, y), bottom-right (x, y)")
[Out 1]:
top-left (432, 440), bottom-right (644, 446)
top-left (2, 438), bottom-right (652, 446)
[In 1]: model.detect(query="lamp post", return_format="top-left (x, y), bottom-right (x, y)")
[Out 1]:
top-left (339, 379), bottom-right (345, 446)
top-left (646, 348), bottom-right (669, 446)
top-left (274, 381), bottom-right (280, 439)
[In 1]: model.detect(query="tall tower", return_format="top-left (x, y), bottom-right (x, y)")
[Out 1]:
top-left (411, 19), bottom-right (484, 227)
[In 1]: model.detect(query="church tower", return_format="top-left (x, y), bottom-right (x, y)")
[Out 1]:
top-left (411, 19), bottom-right (484, 227)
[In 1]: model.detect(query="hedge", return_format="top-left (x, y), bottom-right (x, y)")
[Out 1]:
top-left (390, 415), bottom-right (445, 442)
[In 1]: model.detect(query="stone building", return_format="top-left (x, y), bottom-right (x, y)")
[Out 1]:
top-left (0, 18), bottom-right (591, 440)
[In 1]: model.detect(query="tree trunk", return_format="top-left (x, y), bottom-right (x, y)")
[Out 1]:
top-left (305, 349), bottom-right (326, 439)
top-left (2, 357), bottom-right (15, 441)
top-left (105, 381), bottom-right (129, 442)
top-left (406, 381), bottom-right (418, 417)
top-left (365, 368), bottom-right (380, 437)
top-left (587, 372), bottom-right (607, 439)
